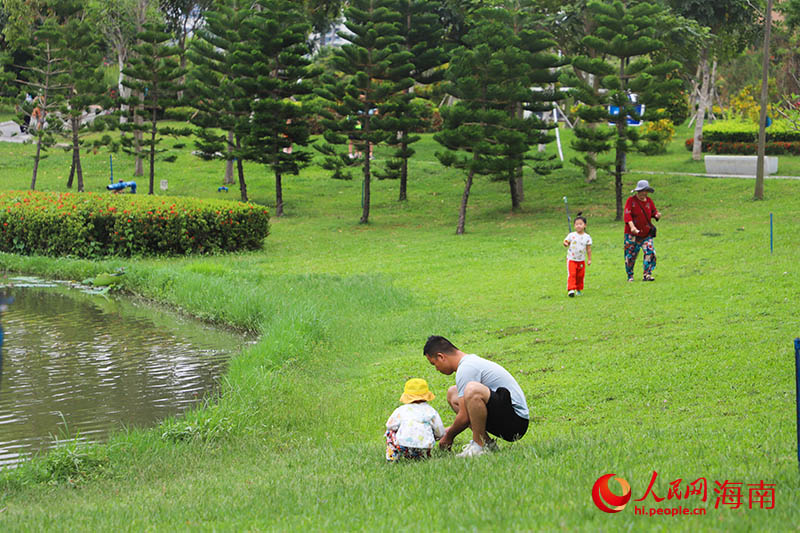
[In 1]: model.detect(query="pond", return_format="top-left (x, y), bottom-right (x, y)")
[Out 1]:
top-left (0, 277), bottom-right (251, 468)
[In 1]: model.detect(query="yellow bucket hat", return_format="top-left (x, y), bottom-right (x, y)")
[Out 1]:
top-left (400, 378), bottom-right (435, 404)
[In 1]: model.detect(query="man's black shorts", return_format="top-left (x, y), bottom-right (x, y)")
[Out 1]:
top-left (486, 387), bottom-right (529, 442)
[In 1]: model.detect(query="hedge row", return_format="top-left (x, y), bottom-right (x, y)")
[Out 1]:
top-left (684, 139), bottom-right (800, 155)
top-left (702, 119), bottom-right (800, 143)
top-left (0, 191), bottom-right (269, 257)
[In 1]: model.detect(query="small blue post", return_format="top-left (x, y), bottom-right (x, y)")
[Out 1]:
top-left (795, 338), bottom-right (800, 470)
top-left (770, 213), bottom-right (773, 253)
top-left (109, 155), bottom-right (114, 184)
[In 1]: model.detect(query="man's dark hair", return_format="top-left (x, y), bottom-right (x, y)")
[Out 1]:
top-left (423, 335), bottom-right (458, 357)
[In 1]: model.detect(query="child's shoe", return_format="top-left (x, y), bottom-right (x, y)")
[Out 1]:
top-left (568, 290), bottom-right (575, 297)
top-left (576, 291), bottom-right (582, 296)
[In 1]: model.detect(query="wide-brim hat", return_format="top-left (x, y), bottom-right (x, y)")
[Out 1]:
top-left (400, 378), bottom-right (435, 404)
top-left (631, 179), bottom-right (654, 193)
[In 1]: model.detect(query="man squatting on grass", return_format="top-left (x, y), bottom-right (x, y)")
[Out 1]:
top-left (424, 336), bottom-right (529, 457)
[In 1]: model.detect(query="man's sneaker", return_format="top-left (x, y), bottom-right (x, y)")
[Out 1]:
top-left (568, 290), bottom-right (575, 297)
top-left (484, 437), bottom-right (499, 452)
top-left (456, 440), bottom-right (486, 458)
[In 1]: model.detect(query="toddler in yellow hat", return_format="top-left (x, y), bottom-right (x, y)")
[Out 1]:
top-left (385, 378), bottom-right (445, 461)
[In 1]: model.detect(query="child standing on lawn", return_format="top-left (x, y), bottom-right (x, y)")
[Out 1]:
top-left (563, 213), bottom-right (592, 297)
top-left (385, 378), bottom-right (445, 462)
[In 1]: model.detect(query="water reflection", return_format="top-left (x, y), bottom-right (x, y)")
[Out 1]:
top-left (0, 280), bottom-right (249, 468)
top-left (0, 295), bottom-right (11, 395)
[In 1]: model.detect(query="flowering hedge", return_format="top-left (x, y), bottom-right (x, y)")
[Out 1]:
top-left (684, 139), bottom-right (800, 156)
top-left (0, 191), bottom-right (269, 257)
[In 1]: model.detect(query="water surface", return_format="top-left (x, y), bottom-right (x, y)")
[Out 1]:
top-left (0, 278), bottom-right (249, 468)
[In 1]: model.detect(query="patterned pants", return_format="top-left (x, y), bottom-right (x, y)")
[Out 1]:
top-left (624, 234), bottom-right (656, 280)
top-left (385, 430), bottom-right (431, 462)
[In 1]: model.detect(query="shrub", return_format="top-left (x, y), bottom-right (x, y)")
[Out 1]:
top-left (0, 191), bottom-right (269, 257)
top-left (701, 119), bottom-right (800, 143)
top-left (163, 106), bottom-right (195, 122)
top-left (684, 138), bottom-right (800, 155)
top-left (640, 117), bottom-right (675, 154)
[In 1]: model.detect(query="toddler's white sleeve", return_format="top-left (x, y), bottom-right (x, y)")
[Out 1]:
top-left (431, 410), bottom-right (445, 439)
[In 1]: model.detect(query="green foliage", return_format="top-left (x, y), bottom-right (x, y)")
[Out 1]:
top-left (0, 190), bottom-right (269, 257)
top-left (313, 0), bottom-right (414, 223)
top-left (121, 22), bottom-right (189, 195)
top-left (434, 5), bottom-right (564, 230)
top-left (639, 117), bottom-right (675, 155)
top-left (374, 0), bottom-right (448, 200)
top-left (566, 0), bottom-right (682, 219)
top-left (244, 0), bottom-right (318, 217)
top-left (701, 118), bottom-right (800, 143)
top-left (38, 440), bottom-right (109, 486)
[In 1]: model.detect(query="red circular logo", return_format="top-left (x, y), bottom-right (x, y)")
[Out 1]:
top-left (592, 473), bottom-right (632, 513)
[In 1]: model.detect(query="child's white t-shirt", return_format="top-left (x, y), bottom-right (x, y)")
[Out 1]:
top-left (565, 231), bottom-right (592, 262)
top-left (385, 402), bottom-right (445, 449)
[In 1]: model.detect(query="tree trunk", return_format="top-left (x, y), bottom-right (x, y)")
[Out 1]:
top-left (71, 117), bottom-right (84, 192)
top-left (509, 174), bottom-right (520, 211)
top-left (134, 104), bottom-right (144, 176)
top-left (67, 155), bottom-right (75, 189)
top-left (224, 130), bottom-right (235, 184)
top-left (275, 170), bottom-right (283, 217)
top-left (692, 48), bottom-right (711, 161)
top-left (235, 136), bottom-right (248, 202)
top-left (755, 0), bottom-right (773, 200)
top-left (149, 109), bottom-right (157, 194)
top-left (456, 168), bottom-right (475, 235)
top-left (31, 135), bottom-right (42, 191)
top-left (360, 158), bottom-right (371, 224)
top-left (399, 136), bottom-right (408, 201)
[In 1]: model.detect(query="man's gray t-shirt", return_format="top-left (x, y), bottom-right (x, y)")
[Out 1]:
top-left (455, 354), bottom-right (529, 419)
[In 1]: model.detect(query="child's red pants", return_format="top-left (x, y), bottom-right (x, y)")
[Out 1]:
top-left (567, 260), bottom-right (585, 291)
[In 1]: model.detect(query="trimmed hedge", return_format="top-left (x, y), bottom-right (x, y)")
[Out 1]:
top-left (0, 191), bottom-right (269, 257)
top-left (702, 119), bottom-right (800, 143)
top-left (684, 138), bottom-right (800, 155)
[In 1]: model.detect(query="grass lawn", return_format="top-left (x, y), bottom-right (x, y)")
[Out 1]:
top-left (0, 125), bottom-right (798, 532)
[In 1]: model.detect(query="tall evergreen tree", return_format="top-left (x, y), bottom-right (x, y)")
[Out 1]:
top-left (121, 22), bottom-right (188, 194)
top-left (314, 0), bottom-right (413, 224)
top-left (12, 17), bottom-right (69, 190)
top-left (188, 0), bottom-right (255, 201)
top-left (434, 7), bottom-right (564, 234)
top-left (568, 0), bottom-right (681, 220)
top-left (376, 0), bottom-right (447, 201)
top-left (59, 13), bottom-right (110, 192)
top-left (245, 0), bottom-right (317, 217)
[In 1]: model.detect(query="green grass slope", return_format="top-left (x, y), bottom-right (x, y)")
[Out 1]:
top-left (0, 129), bottom-right (797, 532)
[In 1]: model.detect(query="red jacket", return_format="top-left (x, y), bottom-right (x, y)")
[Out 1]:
top-left (624, 196), bottom-right (659, 236)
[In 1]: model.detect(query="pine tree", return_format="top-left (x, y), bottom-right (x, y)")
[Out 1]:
top-left (435, 7), bottom-right (564, 234)
top-left (121, 22), bottom-right (189, 195)
top-left (13, 17), bottom-right (69, 191)
top-left (59, 13), bottom-right (111, 192)
top-left (314, 0), bottom-right (413, 224)
top-left (243, 0), bottom-right (317, 217)
top-left (375, 0), bottom-right (447, 201)
top-left (187, 0), bottom-right (256, 202)
top-left (568, 0), bottom-right (681, 220)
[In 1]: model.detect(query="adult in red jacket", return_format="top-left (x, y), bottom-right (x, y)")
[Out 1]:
top-left (624, 180), bottom-right (661, 281)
